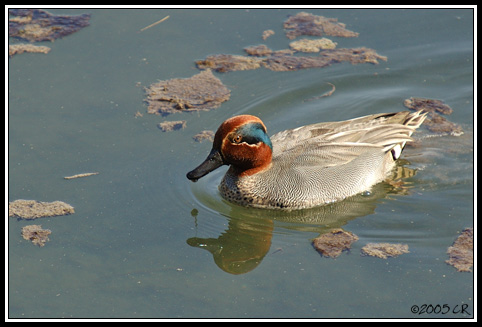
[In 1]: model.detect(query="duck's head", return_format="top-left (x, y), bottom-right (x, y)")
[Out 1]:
top-left (187, 115), bottom-right (273, 182)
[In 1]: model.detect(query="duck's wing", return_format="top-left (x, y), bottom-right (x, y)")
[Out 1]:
top-left (272, 141), bottom-right (382, 169)
top-left (271, 111), bottom-right (426, 158)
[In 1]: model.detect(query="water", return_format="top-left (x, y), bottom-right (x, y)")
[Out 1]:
top-left (8, 8), bottom-right (473, 319)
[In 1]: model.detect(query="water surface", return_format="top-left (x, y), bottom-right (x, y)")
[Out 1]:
top-left (8, 8), bottom-right (473, 319)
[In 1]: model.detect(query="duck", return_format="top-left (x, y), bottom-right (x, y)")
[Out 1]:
top-left (187, 111), bottom-right (427, 210)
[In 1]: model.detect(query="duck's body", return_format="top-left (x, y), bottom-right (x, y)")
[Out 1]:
top-left (187, 111), bottom-right (426, 210)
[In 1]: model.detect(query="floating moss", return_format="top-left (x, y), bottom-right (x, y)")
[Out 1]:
top-left (269, 48), bottom-right (386, 71)
top-left (446, 228), bottom-right (473, 272)
top-left (9, 9), bottom-right (91, 42)
top-left (261, 29), bottom-right (275, 40)
top-left (404, 97), bottom-right (463, 136)
top-left (193, 130), bottom-right (214, 142)
top-left (196, 54), bottom-right (263, 72)
top-left (244, 44), bottom-right (273, 57)
top-left (283, 12), bottom-right (359, 40)
top-left (312, 228), bottom-right (359, 258)
top-left (8, 43), bottom-right (50, 56)
top-left (145, 70), bottom-right (231, 115)
top-left (9, 199), bottom-right (74, 219)
top-left (21, 225), bottom-right (51, 247)
top-left (197, 47), bottom-right (386, 73)
top-left (404, 97), bottom-right (453, 115)
top-left (361, 243), bottom-right (409, 259)
top-left (289, 38), bottom-right (337, 52)
top-left (158, 120), bottom-right (186, 132)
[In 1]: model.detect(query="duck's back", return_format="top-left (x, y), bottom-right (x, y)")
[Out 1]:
top-left (271, 112), bottom-right (423, 154)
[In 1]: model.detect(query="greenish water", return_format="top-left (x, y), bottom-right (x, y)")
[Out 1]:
top-left (8, 8), bottom-right (473, 319)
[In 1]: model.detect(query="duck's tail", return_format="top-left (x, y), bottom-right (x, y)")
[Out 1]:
top-left (386, 110), bottom-right (427, 159)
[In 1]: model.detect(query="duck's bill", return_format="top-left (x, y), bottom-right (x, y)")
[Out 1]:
top-left (186, 148), bottom-right (225, 182)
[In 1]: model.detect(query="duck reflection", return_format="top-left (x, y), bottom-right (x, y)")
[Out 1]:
top-left (187, 164), bottom-right (417, 274)
top-left (187, 214), bottom-right (274, 275)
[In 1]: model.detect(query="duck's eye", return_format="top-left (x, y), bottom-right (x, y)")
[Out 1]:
top-left (233, 134), bottom-right (242, 143)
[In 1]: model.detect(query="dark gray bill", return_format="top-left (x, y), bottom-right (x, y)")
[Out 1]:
top-left (186, 148), bottom-right (225, 182)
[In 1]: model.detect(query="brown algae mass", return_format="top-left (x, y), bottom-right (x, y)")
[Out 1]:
top-left (145, 70), bottom-right (231, 115)
top-left (261, 29), bottom-right (275, 40)
top-left (149, 11), bottom-right (385, 124)
top-left (361, 243), bottom-right (409, 259)
top-left (403, 97), bottom-right (453, 115)
top-left (289, 38), bottom-right (337, 52)
top-left (158, 120), bottom-right (187, 132)
top-left (196, 54), bottom-right (263, 73)
top-left (197, 48), bottom-right (386, 73)
top-left (244, 44), bottom-right (274, 57)
top-left (9, 200), bottom-right (74, 219)
top-left (265, 47), bottom-right (386, 71)
top-left (403, 97), bottom-right (463, 136)
top-left (196, 12), bottom-right (384, 73)
top-left (193, 130), bottom-right (215, 142)
top-left (9, 9), bottom-right (91, 42)
top-left (8, 43), bottom-right (51, 56)
top-left (312, 229), bottom-right (359, 258)
top-left (22, 225), bottom-right (51, 247)
top-left (446, 228), bottom-right (473, 272)
top-left (283, 12), bottom-right (359, 40)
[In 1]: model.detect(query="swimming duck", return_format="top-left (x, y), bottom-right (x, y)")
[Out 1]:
top-left (187, 111), bottom-right (426, 209)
